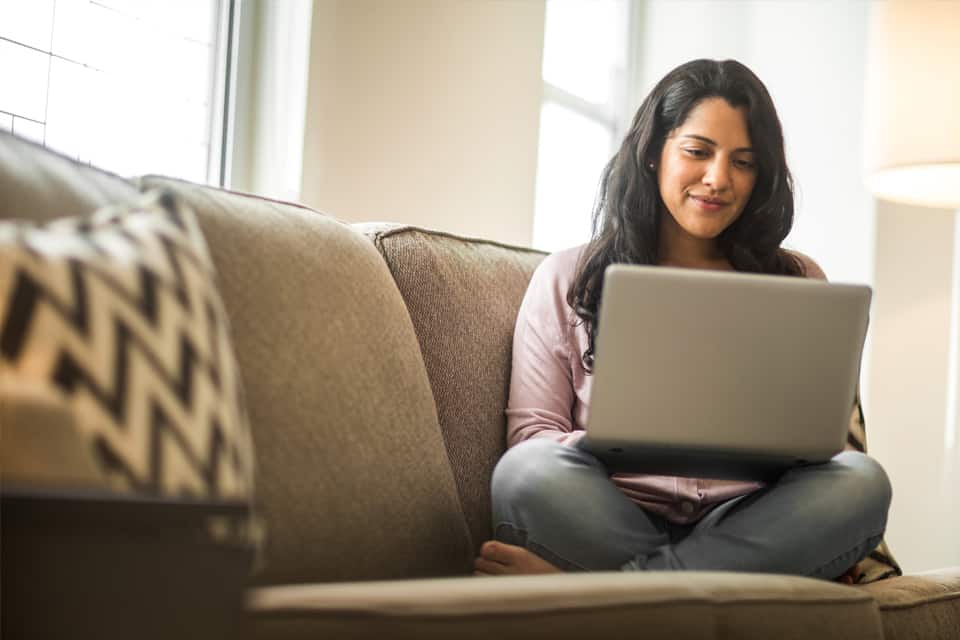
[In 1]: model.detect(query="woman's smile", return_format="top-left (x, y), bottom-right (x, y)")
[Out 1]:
top-left (689, 194), bottom-right (731, 212)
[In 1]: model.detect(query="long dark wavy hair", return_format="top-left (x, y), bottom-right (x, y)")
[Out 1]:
top-left (567, 58), bottom-right (805, 372)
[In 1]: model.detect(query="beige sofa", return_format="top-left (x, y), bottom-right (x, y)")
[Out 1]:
top-left (1, 132), bottom-right (958, 640)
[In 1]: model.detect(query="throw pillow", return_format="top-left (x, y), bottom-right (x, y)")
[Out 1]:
top-left (0, 190), bottom-right (254, 502)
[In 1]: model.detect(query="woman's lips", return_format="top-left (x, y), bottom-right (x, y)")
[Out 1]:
top-left (690, 195), bottom-right (729, 211)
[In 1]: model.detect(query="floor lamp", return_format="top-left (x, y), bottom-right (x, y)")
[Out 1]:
top-left (863, 0), bottom-right (960, 568)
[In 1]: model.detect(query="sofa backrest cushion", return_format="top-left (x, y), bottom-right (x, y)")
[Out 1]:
top-left (359, 224), bottom-right (545, 550)
top-left (0, 133), bottom-right (142, 221)
top-left (136, 178), bottom-right (474, 584)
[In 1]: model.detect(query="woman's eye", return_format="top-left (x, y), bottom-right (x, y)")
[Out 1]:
top-left (735, 158), bottom-right (757, 170)
top-left (684, 148), bottom-right (708, 158)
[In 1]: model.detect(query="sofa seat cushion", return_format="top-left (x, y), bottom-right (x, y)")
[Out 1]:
top-left (859, 567), bottom-right (960, 640)
top-left (359, 223), bottom-right (545, 550)
top-left (245, 572), bottom-right (884, 640)
top-left (136, 178), bottom-right (473, 585)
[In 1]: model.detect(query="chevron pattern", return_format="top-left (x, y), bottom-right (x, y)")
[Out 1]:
top-left (0, 191), bottom-right (253, 500)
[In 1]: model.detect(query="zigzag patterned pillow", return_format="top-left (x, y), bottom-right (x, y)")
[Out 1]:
top-left (0, 190), bottom-right (254, 501)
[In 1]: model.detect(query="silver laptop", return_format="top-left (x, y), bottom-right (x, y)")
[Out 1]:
top-left (581, 264), bottom-right (871, 480)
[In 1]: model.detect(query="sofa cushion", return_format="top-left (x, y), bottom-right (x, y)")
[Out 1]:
top-left (359, 224), bottom-right (545, 550)
top-left (0, 190), bottom-right (254, 501)
top-left (137, 178), bottom-right (473, 584)
top-left (245, 571), bottom-right (884, 640)
top-left (859, 567), bottom-right (960, 640)
top-left (0, 132), bottom-right (142, 223)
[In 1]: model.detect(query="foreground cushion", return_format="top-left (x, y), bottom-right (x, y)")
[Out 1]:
top-left (0, 188), bottom-right (258, 638)
top-left (0, 190), bottom-right (254, 501)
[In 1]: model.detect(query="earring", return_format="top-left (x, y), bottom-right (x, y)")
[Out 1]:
top-left (648, 162), bottom-right (656, 170)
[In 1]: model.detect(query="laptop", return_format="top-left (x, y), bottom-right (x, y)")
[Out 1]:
top-left (581, 264), bottom-right (871, 480)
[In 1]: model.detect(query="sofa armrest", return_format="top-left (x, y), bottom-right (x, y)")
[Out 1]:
top-left (857, 568), bottom-right (960, 640)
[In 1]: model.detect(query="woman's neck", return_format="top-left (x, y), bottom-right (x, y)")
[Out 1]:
top-left (657, 216), bottom-right (732, 271)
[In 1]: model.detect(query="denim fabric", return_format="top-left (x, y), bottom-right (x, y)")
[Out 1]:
top-left (491, 439), bottom-right (891, 579)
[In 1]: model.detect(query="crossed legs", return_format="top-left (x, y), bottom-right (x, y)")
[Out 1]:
top-left (478, 439), bottom-right (891, 579)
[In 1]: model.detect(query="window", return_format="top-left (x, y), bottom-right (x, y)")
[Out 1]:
top-left (0, 0), bottom-right (230, 184)
top-left (532, 0), bottom-right (632, 252)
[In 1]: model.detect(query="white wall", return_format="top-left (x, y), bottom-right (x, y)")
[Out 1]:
top-left (869, 203), bottom-right (960, 572)
top-left (300, 0), bottom-right (545, 247)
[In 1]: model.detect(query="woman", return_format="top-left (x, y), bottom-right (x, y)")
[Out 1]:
top-left (474, 59), bottom-right (891, 580)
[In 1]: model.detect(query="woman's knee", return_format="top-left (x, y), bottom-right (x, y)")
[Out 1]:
top-left (491, 439), bottom-right (593, 511)
top-left (492, 439), bottom-right (562, 502)
top-left (831, 451), bottom-right (892, 516)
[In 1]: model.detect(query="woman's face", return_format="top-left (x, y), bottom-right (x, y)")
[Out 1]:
top-left (656, 97), bottom-right (758, 244)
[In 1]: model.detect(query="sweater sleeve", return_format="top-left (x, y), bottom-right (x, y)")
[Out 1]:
top-left (505, 254), bottom-right (587, 448)
top-left (788, 249), bottom-right (828, 281)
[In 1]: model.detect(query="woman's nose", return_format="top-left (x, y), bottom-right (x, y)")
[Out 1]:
top-left (702, 159), bottom-right (732, 191)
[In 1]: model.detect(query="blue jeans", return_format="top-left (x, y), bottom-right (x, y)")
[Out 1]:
top-left (491, 439), bottom-right (891, 579)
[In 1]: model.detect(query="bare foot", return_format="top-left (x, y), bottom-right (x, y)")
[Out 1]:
top-left (473, 540), bottom-right (563, 576)
top-left (834, 562), bottom-right (862, 585)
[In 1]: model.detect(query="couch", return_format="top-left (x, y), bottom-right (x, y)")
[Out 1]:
top-left (1, 131), bottom-right (958, 640)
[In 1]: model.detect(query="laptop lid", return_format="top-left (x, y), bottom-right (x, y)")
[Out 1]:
top-left (584, 264), bottom-right (871, 478)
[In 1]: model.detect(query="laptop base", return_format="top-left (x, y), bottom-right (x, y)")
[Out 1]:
top-left (581, 438), bottom-right (829, 481)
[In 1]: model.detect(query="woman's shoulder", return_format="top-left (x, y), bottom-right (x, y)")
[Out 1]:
top-left (521, 244), bottom-right (587, 324)
top-left (531, 244), bottom-right (588, 291)
top-left (784, 249), bottom-right (828, 281)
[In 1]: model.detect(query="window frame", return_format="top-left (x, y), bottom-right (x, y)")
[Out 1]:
top-left (0, 0), bottom-right (235, 187)
top-left (531, 0), bottom-right (639, 251)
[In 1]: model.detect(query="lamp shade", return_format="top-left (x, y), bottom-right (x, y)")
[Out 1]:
top-left (863, 1), bottom-right (960, 208)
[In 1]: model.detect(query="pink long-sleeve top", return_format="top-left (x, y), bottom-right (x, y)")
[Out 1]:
top-left (505, 244), bottom-right (827, 525)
